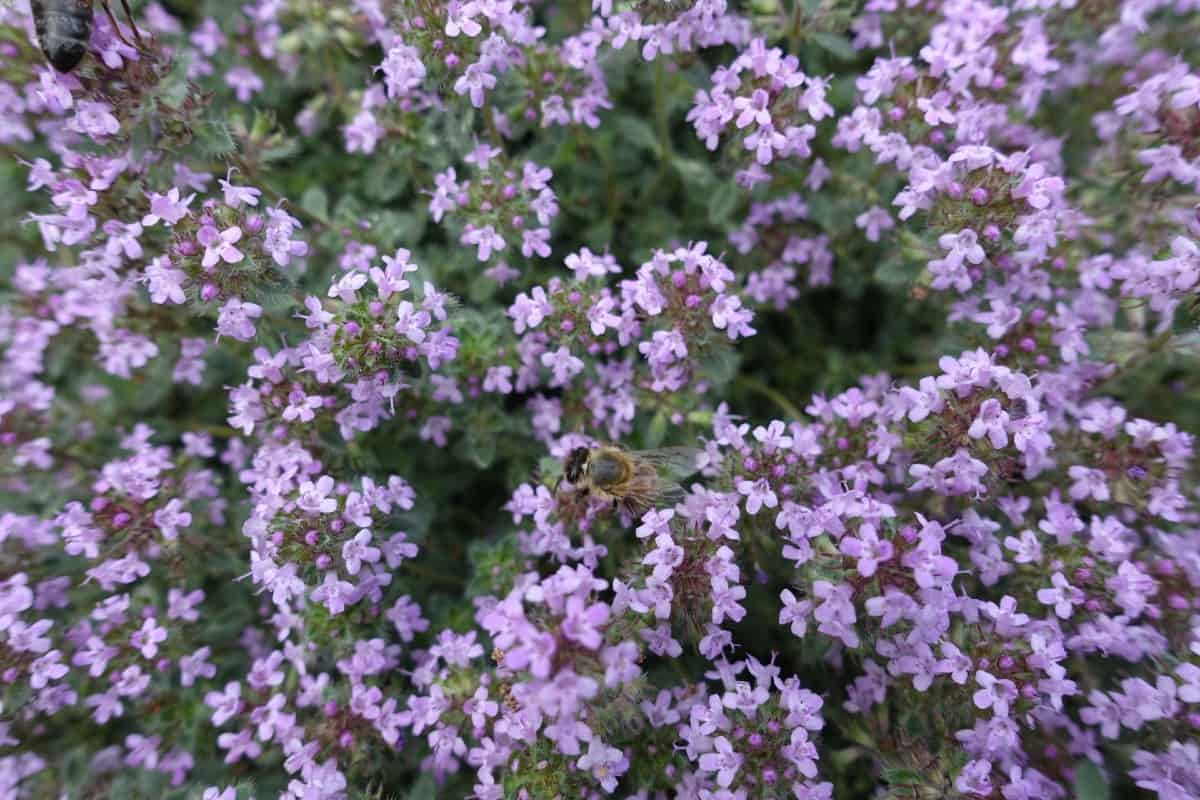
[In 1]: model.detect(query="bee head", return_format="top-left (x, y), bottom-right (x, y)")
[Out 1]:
top-left (564, 447), bottom-right (590, 484)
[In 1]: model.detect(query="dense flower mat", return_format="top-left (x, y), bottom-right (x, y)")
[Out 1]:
top-left (1, 0), bottom-right (1199, 798)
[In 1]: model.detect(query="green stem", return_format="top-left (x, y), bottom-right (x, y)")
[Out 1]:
top-left (653, 60), bottom-right (673, 167)
top-left (191, 423), bottom-right (242, 438)
top-left (738, 375), bottom-right (805, 420)
top-left (484, 103), bottom-right (503, 144)
top-left (788, 0), bottom-right (804, 55)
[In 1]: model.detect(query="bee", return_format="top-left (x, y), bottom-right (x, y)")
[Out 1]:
top-left (32, 0), bottom-right (146, 73)
top-left (556, 444), bottom-right (700, 516)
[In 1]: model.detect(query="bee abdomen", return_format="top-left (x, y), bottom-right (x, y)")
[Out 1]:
top-left (32, 0), bottom-right (93, 73)
top-left (589, 452), bottom-right (630, 487)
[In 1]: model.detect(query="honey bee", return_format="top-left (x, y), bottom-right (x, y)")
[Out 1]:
top-left (32, 0), bottom-right (146, 73)
top-left (556, 444), bottom-right (700, 515)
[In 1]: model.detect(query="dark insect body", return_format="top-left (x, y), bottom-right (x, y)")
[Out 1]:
top-left (32, 0), bottom-right (92, 73)
top-left (31, 0), bottom-right (147, 73)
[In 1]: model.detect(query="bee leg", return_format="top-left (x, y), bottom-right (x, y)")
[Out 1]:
top-left (611, 497), bottom-right (618, 512)
top-left (117, 0), bottom-right (147, 46)
top-left (99, 2), bottom-right (137, 49)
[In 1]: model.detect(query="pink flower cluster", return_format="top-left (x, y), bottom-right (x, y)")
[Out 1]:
top-left (1, 0), bottom-right (1199, 798)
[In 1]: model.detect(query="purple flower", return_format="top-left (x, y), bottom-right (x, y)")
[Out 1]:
top-left (204, 682), bottom-right (243, 726)
top-left (217, 728), bottom-right (262, 764)
top-left (130, 617), bottom-right (167, 658)
top-left (71, 100), bottom-right (120, 139)
top-left (561, 595), bottom-right (610, 649)
top-left (710, 576), bottom-right (747, 625)
top-left (143, 256), bottom-right (187, 305)
top-left (343, 110), bottom-right (385, 154)
top-left (142, 188), bottom-right (195, 227)
top-left (779, 588), bottom-right (812, 636)
top-left (29, 649), bottom-right (68, 688)
top-left (297, 476), bottom-right (338, 515)
top-left (379, 42), bottom-right (426, 98)
top-left (461, 224), bottom-right (506, 261)
top-left (180, 646), bottom-right (216, 688)
top-left (311, 571), bottom-right (355, 615)
top-left (540, 346), bottom-right (584, 387)
top-left (1067, 465), bottom-right (1110, 502)
top-left (698, 736), bottom-right (743, 788)
top-left (216, 298), bottom-right (262, 342)
top-left (342, 529), bottom-right (381, 575)
top-left (1037, 572), bottom-right (1082, 619)
top-left (839, 523), bottom-right (895, 578)
top-left (7, 619), bottom-right (52, 653)
top-left (812, 580), bottom-right (858, 648)
top-left (218, 175), bottom-right (261, 208)
top-left (736, 477), bottom-right (778, 515)
top-left (454, 63), bottom-right (497, 108)
top-left (955, 759), bottom-right (993, 796)
top-left (153, 498), bottom-right (192, 540)
top-left (972, 671), bottom-right (1017, 717)
top-left (124, 734), bottom-right (161, 769)
top-left (198, 225), bottom-right (244, 267)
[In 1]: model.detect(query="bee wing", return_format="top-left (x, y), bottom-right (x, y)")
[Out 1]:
top-left (620, 472), bottom-right (686, 515)
top-left (628, 447), bottom-right (702, 480)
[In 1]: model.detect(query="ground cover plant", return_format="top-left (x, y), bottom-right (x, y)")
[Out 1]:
top-left (1, 0), bottom-right (1199, 797)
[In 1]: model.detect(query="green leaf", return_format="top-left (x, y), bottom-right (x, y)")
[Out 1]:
top-left (810, 32), bottom-right (858, 62)
top-left (645, 410), bottom-right (668, 448)
top-left (875, 256), bottom-right (914, 289)
top-left (364, 161), bottom-right (408, 203)
top-left (255, 287), bottom-right (297, 313)
top-left (299, 186), bottom-right (330, 223)
top-left (260, 140), bottom-right (301, 163)
top-left (194, 119), bottom-right (236, 158)
top-left (699, 342), bottom-right (741, 387)
top-left (405, 773), bottom-right (437, 800)
top-left (612, 114), bottom-right (660, 156)
top-left (672, 157), bottom-right (715, 191)
top-left (462, 420), bottom-right (498, 469)
top-left (882, 767), bottom-right (925, 786)
top-left (1073, 761), bottom-right (1110, 800)
top-left (708, 180), bottom-right (740, 225)
top-left (130, 108), bottom-right (159, 160)
top-left (371, 211), bottom-right (424, 248)
top-left (584, 218), bottom-right (615, 252)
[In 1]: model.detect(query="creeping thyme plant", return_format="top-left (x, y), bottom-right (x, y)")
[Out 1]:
top-left (2, 0), bottom-right (1200, 797)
